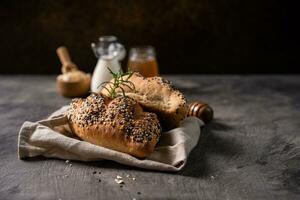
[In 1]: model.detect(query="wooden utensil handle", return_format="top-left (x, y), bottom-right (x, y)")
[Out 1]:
top-left (57, 46), bottom-right (74, 65)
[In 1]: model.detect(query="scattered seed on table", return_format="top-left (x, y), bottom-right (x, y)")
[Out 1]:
top-left (115, 179), bottom-right (124, 184)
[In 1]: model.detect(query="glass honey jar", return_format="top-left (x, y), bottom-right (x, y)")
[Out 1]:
top-left (127, 46), bottom-right (159, 77)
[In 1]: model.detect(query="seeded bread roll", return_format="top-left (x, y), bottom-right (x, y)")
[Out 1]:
top-left (101, 73), bottom-right (188, 130)
top-left (67, 93), bottom-right (161, 158)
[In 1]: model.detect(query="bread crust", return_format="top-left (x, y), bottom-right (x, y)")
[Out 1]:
top-left (101, 73), bottom-right (188, 130)
top-left (67, 93), bottom-right (161, 158)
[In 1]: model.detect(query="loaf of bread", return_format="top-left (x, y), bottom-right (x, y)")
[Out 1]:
top-left (101, 73), bottom-right (188, 130)
top-left (67, 93), bottom-right (161, 158)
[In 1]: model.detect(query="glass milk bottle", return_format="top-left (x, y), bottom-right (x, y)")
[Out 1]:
top-left (91, 36), bottom-right (126, 93)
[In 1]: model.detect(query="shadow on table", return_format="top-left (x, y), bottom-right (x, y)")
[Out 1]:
top-left (178, 119), bottom-right (243, 178)
top-left (84, 119), bottom-right (244, 176)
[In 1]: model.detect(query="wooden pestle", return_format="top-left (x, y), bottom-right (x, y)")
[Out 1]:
top-left (56, 46), bottom-right (90, 98)
top-left (188, 101), bottom-right (214, 123)
top-left (56, 46), bottom-right (78, 74)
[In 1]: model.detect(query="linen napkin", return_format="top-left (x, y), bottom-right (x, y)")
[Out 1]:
top-left (18, 106), bottom-right (203, 172)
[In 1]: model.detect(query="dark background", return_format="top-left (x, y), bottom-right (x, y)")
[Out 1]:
top-left (0, 0), bottom-right (298, 74)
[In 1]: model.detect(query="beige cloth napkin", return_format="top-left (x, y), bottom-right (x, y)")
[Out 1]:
top-left (18, 106), bottom-right (203, 172)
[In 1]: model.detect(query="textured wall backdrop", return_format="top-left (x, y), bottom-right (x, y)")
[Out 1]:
top-left (0, 0), bottom-right (297, 74)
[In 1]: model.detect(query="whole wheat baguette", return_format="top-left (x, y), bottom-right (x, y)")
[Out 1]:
top-left (101, 73), bottom-right (188, 130)
top-left (67, 93), bottom-right (161, 158)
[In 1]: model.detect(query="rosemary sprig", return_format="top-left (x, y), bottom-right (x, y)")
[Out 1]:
top-left (97, 67), bottom-right (136, 98)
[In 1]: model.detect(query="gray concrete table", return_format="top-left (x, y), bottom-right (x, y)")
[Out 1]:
top-left (0, 75), bottom-right (299, 200)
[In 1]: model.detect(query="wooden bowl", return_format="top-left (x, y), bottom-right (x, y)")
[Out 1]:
top-left (56, 74), bottom-right (91, 98)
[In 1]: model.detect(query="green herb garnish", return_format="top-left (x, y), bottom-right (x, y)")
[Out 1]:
top-left (97, 67), bottom-right (136, 98)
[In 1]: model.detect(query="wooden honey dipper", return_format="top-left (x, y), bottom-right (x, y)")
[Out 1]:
top-left (188, 101), bottom-right (214, 123)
